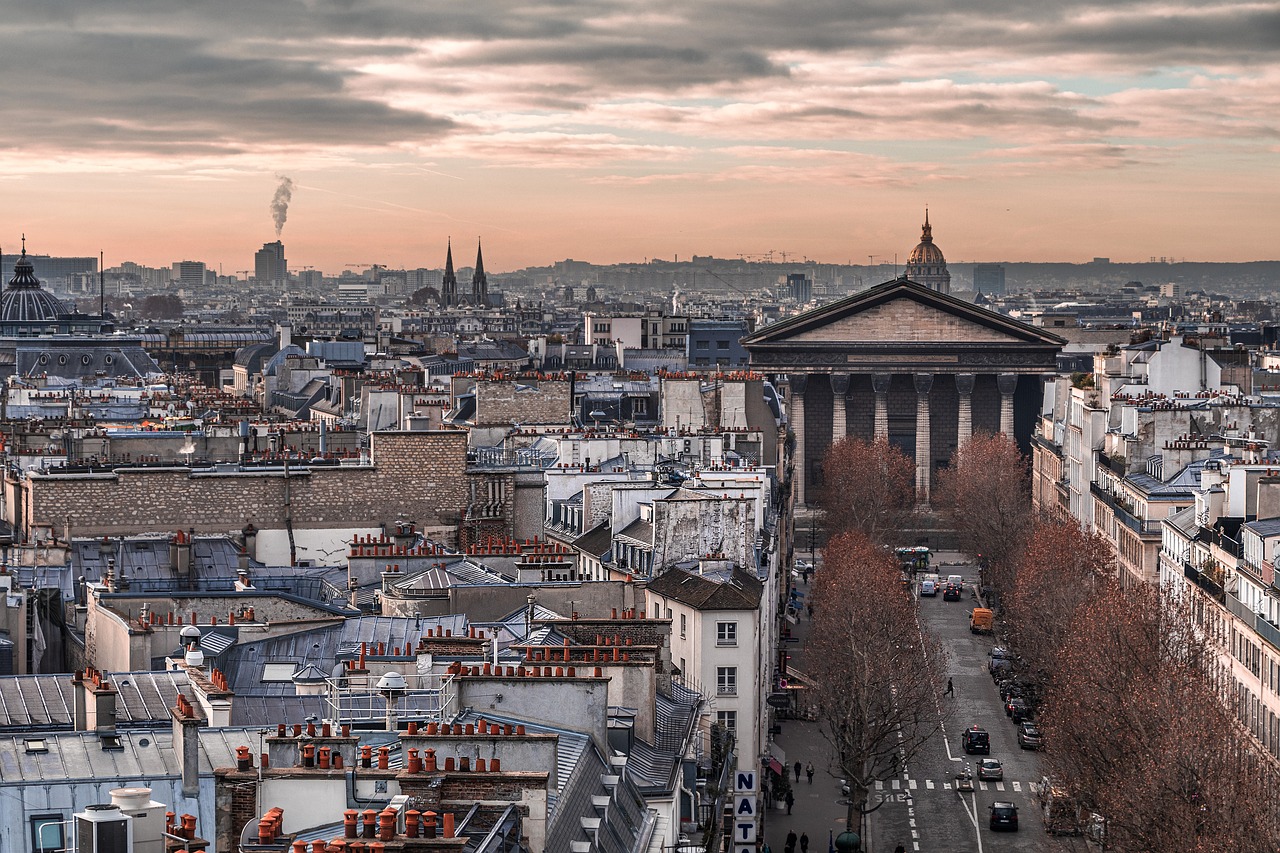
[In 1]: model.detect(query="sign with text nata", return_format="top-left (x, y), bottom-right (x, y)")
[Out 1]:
top-left (733, 769), bottom-right (759, 852)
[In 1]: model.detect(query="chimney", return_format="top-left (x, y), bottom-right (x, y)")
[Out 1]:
top-left (242, 523), bottom-right (258, 561)
top-left (171, 694), bottom-right (204, 798)
top-left (171, 531), bottom-right (192, 577)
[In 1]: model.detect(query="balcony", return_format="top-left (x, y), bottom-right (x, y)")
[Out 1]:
top-left (1091, 482), bottom-right (1162, 535)
top-left (1184, 560), bottom-right (1226, 604)
top-left (1225, 590), bottom-right (1280, 653)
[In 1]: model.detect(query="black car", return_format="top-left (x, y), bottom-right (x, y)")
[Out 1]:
top-left (1010, 700), bottom-right (1034, 724)
top-left (989, 802), bottom-right (1019, 831)
top-left (962, 726), bottom-right (990, 755)
top-left (942, 584), bottom-right (962, 601)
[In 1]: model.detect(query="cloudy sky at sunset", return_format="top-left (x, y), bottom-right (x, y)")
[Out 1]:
top-left (1, 0), bottom-right (1275, 273)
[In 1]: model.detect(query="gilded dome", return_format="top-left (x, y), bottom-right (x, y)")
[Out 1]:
top-left (904, 210), bottom-right (951, 295)
top-left (1, 246), bottom-right (66, 325)
top-left (907, 215), bottom-right (947, 267)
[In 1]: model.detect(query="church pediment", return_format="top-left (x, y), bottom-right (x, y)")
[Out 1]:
top-left (742, 278), bottom-right (1065, 349)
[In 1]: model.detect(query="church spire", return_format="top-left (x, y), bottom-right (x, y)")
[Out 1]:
top-left (921, 208), bottom-right (932, 242)
top-left (471, 238), bottom-right (488, 308)
top-left (440, 238), bottom-right (458, 307)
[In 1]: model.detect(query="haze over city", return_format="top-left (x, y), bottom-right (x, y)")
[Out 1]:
top-left (2, 0), bottom-right (1276, 271)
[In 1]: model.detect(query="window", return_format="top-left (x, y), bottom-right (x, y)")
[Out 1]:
top-left (654, 602), bottom-right (661, 618)
top-left (696, 340), bottom-right (709, 350)
top-left (679, 613), bottom-right (687, 638)
top-left (717, 621), bottom-right (738, 646)
top-left (31, 815), bottom-right (64, 853)
top-left (716, 339), bottom-right (729, 349)
top-left (717, 666), bottom-right (737, 695)
top-left (716, 710), bottom-right (736, 731)
top-left (262, 662), bottom-right (299, 682)
top-left (633, 398), bottom-right (648, 415)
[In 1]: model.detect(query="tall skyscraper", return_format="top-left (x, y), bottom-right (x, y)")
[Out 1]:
top-left (973, 264), bottom-right (1006, 296)
top-left (255, 241), bottom-right (287, 286)
top-left (174, 261), bottom-right (206, 288)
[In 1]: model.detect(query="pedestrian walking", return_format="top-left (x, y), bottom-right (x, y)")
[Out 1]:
top-left (794, 760), bottom-right (802, 782)
top-left (800, 832), bottom-right (809, 852)
top-left (805, 762), bottom-right (814, 784)
top-left (785, 791), bottom-right (795, 815)
top-left (894, 845), bottom-right (906, 853)
top-left (803, 566), bottom-right (812, 583)
top-left (945, 677), bottom-right (954, 698)
top-left (785, 830), bottom-right (797, 853)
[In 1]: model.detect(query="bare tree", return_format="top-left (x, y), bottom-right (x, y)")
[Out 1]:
top-left (820, 437), bottom-right (915, 547)
top-left (1041, 582), bottom-right (1280, 851)
top-left (933, 432), bottom-right (1032, 571)
top-left (1001, 517), bottom-right (1114, 689)
top-left (809, 531), bottom-right (948, 829)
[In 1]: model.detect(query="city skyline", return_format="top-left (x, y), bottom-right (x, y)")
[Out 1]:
top-left (1, 0), bottom-right (1275, 272)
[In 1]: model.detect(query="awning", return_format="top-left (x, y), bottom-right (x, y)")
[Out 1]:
top-left (766, 757), bottom-right (784, 777)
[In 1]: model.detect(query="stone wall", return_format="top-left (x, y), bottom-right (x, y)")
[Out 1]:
top-left (15, 431), bottom-right (468, 539)
top-left (475, 378), bottom-right (571, 426)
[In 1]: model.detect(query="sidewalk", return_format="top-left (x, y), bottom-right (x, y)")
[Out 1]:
top-left (763, 572), bottom-right (883, 853)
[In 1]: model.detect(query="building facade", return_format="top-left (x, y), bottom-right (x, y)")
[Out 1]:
top-left (742, 278), bottom-right (1063, 506)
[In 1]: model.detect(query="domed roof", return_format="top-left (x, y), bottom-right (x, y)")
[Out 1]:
top-left (1, 244), bottom-right (66, 325)
top-left (907, 211), bottom-right (947, 267)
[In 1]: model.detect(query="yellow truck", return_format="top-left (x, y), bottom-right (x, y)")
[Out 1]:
top-left (970, 607), bottom-right (994, 634)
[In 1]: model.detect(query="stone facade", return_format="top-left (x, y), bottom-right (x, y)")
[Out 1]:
top-left (463, 376), bottom-right (572, 426)
top-left (9, 431), bottom-right (469, 539)
top-left (743, 279), bottom-right (1063, 506)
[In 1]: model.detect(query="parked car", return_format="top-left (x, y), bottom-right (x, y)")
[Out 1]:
top-left (977, 758), bottom-right (1003, 781)
top-left (942, 584), bottom-right (962, 601)
top-left (1011, 700), bottom-right (1035, 723)
top-left (988, 647), bottom-right (1014, 675)
top-left (962, 726), bottom-right (990, 755)
top-left (1018, 722), bottom-right (1043, 750)
top-left (989, 802), bottom-right (1019, 831)
top-left (1006, 698), bottom-right (1029, 719)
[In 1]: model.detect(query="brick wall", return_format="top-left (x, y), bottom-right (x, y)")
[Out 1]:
top-left (17, 431), bottom-right (468, 538)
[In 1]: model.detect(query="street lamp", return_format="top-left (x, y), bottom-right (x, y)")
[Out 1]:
top-left (376, 671), bottom-right (407, 732)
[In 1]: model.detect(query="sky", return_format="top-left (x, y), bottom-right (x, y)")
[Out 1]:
top-left (0, 0), bottom-right (1276, 274)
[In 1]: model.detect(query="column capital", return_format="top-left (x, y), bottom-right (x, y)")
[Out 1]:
top-left (829, 373), bottom-right (851, 396)
top-left (789, 374), bottom-right (809, 395)
top-left (872, 372), bottom-right (892, 395)
top-left (997, 372), bottom-right (1019, 395)
top-left (914, 373), bottom-right (934, 396)
top-left (955, 372), bottom-right (976, 395)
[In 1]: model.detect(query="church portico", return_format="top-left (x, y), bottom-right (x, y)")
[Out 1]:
top-left (745, 277), bottom-right (1063, 508)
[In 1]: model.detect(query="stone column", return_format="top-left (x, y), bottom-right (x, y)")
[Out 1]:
top-left (998, 373), bottom-right (1018, 436)
top-left (955, 373), bottom-right (975, 448)
top-left (830, 374), bottom-right (850, 443)
top-left (914, 373), bottom-right (934, 508)
top-left (872, 373), bottom-right (891, 440)
top-left (789, 374), bottom-right (809, 506)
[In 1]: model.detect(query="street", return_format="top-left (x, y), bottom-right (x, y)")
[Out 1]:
top-left (767, 552), bottom-right (1089, 853)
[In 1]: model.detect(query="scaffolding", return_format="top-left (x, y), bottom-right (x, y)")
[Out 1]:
top-left (322, 671), bottom-right (458, 728)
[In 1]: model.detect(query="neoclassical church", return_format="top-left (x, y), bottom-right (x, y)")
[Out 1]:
top-left (0, 241), bottom-right (160, 380)
top-left (742, 216), bottom-right (1063, 507)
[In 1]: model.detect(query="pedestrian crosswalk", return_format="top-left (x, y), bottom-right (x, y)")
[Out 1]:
top-left (875, 778), bottom-right (1028, 793)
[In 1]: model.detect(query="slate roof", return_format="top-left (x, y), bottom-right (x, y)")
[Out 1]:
top-left (0, 670), bottom-right (190, 732)
top-left (1243, 518), bottom-right (1280, 538)
top-left (573, 522), bottom-right (614, 559)
top-left (645, 566), bottom-right (763, 611)
top-left (0, 726), bottom-right (245, 784)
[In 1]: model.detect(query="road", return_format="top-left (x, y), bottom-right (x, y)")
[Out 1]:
top-left (871, 557), bottom-right (1089, 853)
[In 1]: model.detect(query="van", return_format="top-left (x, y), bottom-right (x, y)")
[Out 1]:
top-left (947, 574), bottom-right (964, 588)
top-left (920, 579), bottom-right (937, 597)
top-left (970, 608), bottom-right (994, 634)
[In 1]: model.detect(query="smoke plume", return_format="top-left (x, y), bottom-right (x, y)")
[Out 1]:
top-left (271, 175), bottom-right (294, 236)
